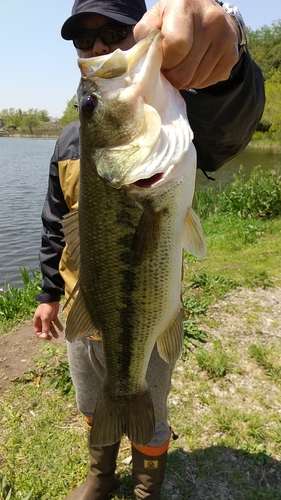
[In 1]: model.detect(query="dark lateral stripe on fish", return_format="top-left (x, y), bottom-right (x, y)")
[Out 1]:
top-left (118, 266), bottom-right (138, 381)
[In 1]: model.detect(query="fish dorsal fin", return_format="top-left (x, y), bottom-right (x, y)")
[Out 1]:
top-left (157, 308), bottom-right (184, 364)
top-left (61, 209), bottom-right (81, 270)
top-left (182, 207), bottom-right (207, 260)
top-left (65, 289), bottom-right (101, 343)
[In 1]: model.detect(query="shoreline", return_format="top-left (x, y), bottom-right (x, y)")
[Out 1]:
top-left (0, 133), bottom-right (59, 139)
top-left (1, 133), bottom-right (280, 151)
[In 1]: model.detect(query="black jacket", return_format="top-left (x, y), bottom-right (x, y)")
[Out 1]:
top-left (37, 50), bottom-right (265, 303)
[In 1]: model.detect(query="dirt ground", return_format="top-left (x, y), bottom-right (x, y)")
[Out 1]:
top-left (0, 321), bottom-right (66, 389)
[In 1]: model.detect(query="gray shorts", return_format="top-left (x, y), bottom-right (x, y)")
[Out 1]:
top-left (67, 339), bottom-right (175, 446)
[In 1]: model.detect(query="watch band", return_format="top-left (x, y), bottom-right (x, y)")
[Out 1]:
top-left (215, 1), bottom-right (248, 47)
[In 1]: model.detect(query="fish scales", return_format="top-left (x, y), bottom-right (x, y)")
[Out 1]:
top-left (62, 31), bottom-right (206, 447)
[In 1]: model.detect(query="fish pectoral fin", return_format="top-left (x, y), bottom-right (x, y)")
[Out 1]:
top-left (91, 387), bottom-right (155, 447)
top-left (132, 201), bottom-right (166, 265)
top-left (157, 308), bottom-right (184, 364)
top-left (65, 289), bottom-right (101, 342)
top-left (61, 209), bottom-right (81, 270)
top-left (182, 207), bottom-right (207, 260)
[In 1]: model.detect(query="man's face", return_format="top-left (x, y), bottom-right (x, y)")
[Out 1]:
top-left (74, 13), bottom-right (136, 58)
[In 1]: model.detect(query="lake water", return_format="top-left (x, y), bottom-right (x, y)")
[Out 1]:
top-left (0, 137), bottom-right (55, 289)
top-left (0, 136), bottom-right (280, 289)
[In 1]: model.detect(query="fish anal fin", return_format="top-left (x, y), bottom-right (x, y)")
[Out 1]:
top-left (183, 207), bottom-right (207, 260)
top-left (157, 308), bottom-right (184, 364)
top-left (132, 201), bottom-right (167, 265)
top-left (61, 209), bottom-right (81, 270)
top-left (65, 289), bottom-right (101, 342)
top-left (90, 387), bottom-right (155, 447)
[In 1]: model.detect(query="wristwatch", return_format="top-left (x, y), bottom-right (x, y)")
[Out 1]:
top-left (215, 1), bottom-right (249, 48)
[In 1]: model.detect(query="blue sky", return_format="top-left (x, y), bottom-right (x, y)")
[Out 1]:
top-left (0, 0), bottom-right (280, 118)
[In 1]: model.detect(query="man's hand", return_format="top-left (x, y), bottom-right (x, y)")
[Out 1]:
top-left (33, 302), bottom-right (64, 341)
top-left (134, 0), bottom-right (241, 89)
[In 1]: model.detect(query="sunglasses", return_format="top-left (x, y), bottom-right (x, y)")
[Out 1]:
top-left (73, 24), bottom-right (134, 50)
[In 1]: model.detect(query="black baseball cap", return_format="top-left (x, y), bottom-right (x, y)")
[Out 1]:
top-left (61, 0), bottom-right (147, 40)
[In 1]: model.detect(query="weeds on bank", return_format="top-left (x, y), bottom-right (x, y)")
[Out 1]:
top-left (13, 359), bottom-right (73, 395)
top-left (195, 339), bottom-right (231, 378)
top-left (249, 344), bottom-right (281, 383)
top-left (11, 341), bottom-right (73, 394)
top-left (0, 268), bottom-right (41, 335)
top-left (194, 165), bottom-right (281, 220)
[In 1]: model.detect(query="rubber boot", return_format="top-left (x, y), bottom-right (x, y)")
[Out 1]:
top-left (132, 432), bottom-right (171, 499)
top-left (65, 430), bottom-right (120, 500)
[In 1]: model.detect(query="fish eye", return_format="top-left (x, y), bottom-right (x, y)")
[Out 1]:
top-left (81, 95), bottom-right (98, 114)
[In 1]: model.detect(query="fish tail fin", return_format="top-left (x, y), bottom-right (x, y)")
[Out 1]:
top-left (90, 387), bottom-right (155, 447)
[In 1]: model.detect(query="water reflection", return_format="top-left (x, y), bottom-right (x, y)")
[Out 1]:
top-left (196, 147), bottom-right (281, 188)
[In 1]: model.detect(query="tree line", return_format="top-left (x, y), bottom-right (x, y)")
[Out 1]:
top-left (1, 20), bottom-right (280, 141)
top-left (0, 108), bottom-right (52, 135)
top-left (248, 19), bottom-right (281, 141)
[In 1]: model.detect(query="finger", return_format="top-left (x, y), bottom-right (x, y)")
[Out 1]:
top-left (33, 316), bottom-right (52, 340)
top-left (162, 33), bottom-right (209, 89)
top-left (49, 323), bottom-right (59, 339)
top-left (187, 38), bottom-right (239, 88)
top-left (53, 316), bottom-right (64, 332)
top-left (133, 4), bottom-right (162, 41)
top-left (191, 55), bottom-right (236, 89)
top-left (33, 319), bottom-right (50, 340)
top-left (37, 332), bottom-right (52, 341)
top-left (165, 37), bottom-right (238, 89)
top-left (158, 4), bottom-right (195, 73)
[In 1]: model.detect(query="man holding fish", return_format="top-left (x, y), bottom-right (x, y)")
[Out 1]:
top-left (33, 0), bottom-right (264, 498)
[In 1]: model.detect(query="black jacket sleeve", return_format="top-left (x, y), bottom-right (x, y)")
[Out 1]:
top-left (181, 49), bottom-right (265, 173)
top-left (36, 122), bottom-right (80, 303)
top-left (36, 143), bottom-right (69, 302)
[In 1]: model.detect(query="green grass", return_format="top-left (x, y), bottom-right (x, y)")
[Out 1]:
top-left (0, 268), bottom-right (42, 335)
top-left (194, 165), bottom-right (281, 220)
top-left (249, 344), bottom-right (281, 383)
top-left (183, 215), bottom-right (281, 291)
top-left (195, 339), bottom-right (231, 378)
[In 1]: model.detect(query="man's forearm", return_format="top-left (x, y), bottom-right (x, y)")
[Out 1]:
top-left (36, 149), bottom-right (70, 302)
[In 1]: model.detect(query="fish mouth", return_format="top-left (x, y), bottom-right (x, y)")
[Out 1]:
top-left (133, 173), bottom-right (164, 189)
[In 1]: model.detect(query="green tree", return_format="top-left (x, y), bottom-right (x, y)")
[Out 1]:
top-left (263, 69), bottom-right (281, 141)
top-left (0, 108), bottom-right (22, 128)
top-left (0, 108), bottom-right (51, 134)
top-left (263, 69), bottom-right (281, 124)
top-left (248, 20), bottom-right (281, 80)
top-left (38, 109), bottom-right (50, 122)
top-left (60, 96), bottom-right (78, 126)
top-left (22, 112), bottom-right (40, 134)
top-left (248, 20), bottom-right (281, 139)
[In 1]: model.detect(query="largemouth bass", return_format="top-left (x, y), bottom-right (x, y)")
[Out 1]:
top-left (62, 31), bottom-right (206, 447)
